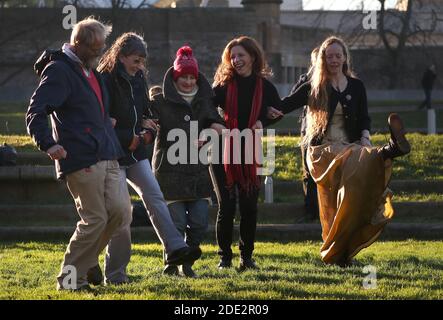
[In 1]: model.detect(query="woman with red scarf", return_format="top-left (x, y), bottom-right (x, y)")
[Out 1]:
top-left (211, 36), bottom-right (281, 271)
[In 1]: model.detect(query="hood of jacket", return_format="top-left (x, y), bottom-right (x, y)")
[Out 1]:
top-left (34, 49), bottom-right (73, 77)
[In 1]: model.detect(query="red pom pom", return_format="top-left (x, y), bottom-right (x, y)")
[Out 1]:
top-left (177, 46), bottom-right (193, 57)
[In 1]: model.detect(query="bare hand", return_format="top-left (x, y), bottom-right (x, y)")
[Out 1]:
top-left (360, 137), bottom-right (372, 147)
top-left (142, 119), bottom-right (159, 132)
top-left (128, 135), bottom-right (141, 152)
top-left (267, 107), bottom-right (284, 120)
top-left (139, 130), bottom-right (154, 145)
top-left (47, 144), bottom-right (67, 160)
top-left (209, 123), bottom-right (226, 135)
top-left (110, 117), bottom-right (117, 128)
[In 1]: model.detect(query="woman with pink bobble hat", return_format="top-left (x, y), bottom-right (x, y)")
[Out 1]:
top-left (151, 46), bottom-right (226, 278)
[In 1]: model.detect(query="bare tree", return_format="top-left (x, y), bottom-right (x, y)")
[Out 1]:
top-left (378, 0), bottom-right (440, 88)
top-left (335, 0), bottom-right (441, 88)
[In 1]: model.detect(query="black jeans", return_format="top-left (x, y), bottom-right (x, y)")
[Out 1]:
top-left (301, 142), bottom-right (319, 219)
top-left (209, 162), bottom-right (259, 261)
top-left (419, 88), bottom-right (432, 109)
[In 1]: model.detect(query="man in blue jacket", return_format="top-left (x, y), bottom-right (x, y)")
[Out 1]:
top-left (26, 17), bottom-right (131, 291)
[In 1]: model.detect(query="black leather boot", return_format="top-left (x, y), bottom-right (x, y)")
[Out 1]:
top-left (163, 264), bottom-right (179, 276)
top-left (218, 257), bottom-right (232, 269)
top-left (380, 113), bottom-right (411, 160)
top-left (180, 264), bottom-right (198, 278)
top-left (238, 257), bottom-right (259, 272)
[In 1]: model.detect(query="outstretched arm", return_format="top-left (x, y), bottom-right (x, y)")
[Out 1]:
top-left (280, 81), bottom-right (310, 114)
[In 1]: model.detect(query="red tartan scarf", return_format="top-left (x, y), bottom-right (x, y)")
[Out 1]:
top-left (223, 77), bottom-right (263, 193)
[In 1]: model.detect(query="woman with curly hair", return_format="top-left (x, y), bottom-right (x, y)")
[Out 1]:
top-left (268, 36), bottom-right (411, 266)
top-left (211, 36), bottom-right (281, 271)
top-left (92, 32), bottom-right (201, 284)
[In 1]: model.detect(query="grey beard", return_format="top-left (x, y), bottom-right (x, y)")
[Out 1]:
top-left (85, 56), bottom-right (100, 70)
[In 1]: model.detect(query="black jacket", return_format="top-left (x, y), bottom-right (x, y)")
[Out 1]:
top-left (101, 62), bottom-right (154, 167)
top-left (151, 67), bottom-right (225, 201)
top-left (281, 76), bottom-right (371, 145)
top-left (26, 50), bottom-right (124, 179)
top-left (213, 73), bottom-right (281, 130)
top-left (422, 68), bottom-right (437, 90)
top-left (290, 73), bottom-right (309, 136)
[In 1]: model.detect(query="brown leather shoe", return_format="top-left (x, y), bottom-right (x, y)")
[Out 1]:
top-left (380, 113), bottom-right (411, 160)
top-left (388, 113), bottom-right (411, 155)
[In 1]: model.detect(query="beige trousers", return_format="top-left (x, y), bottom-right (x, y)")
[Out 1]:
top-left (56, 160), bottom-right (131, 289)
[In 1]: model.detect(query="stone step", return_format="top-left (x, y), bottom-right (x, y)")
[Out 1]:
top-left (1, 165), bottom-right (441, 204)
top-left (0, 202), bottom-right (441, 226)
top-left (269, 180), bottom-right (443, 195)
top-left (1, 223), bottom-right (442, 241)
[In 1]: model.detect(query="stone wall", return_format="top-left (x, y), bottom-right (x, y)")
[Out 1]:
top-left (0, 7), bottom-right (258, 101)
top-left (1, 7), bottom-right (443, 102)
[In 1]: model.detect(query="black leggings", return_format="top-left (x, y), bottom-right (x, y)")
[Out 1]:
top-left (209, 162), bottom-right (259, 260)
top-left (301, 143), bottom-right (319, 219)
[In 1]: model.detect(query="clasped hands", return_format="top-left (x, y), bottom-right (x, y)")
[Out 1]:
top-left (128, 118), bottom-right (159, 152)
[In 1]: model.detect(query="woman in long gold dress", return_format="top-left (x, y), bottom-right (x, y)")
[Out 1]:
top-left (268, 36), bottom-right (411, 266)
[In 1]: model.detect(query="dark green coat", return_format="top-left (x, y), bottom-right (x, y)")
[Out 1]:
top-left (151, 67), bottom-right (224, 201)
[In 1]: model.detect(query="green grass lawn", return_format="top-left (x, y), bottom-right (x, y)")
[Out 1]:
top-left (269, 109), bottom-right (442, 130)
top-left (1, 100), bottom-right (441, 135)
top-left (367, 100), bottom-right (443, 107)
top-left (0, 240), bottom-right (441, 300)
top-left (265, 133), bottom-right (443, 181)
top-left (5, 109), bottom-right (441, 135)
top-left (2, 133), bottom-right (443, 180)
top-left (0, 134), bottom-right (35, 151)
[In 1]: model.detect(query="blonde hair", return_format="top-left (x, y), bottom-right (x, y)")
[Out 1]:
top-left (213, 36), bottom-right (272, 87)
top-left (70, 16), bottom-right (112, 46)
top-left (305, 36), bottom-right (354, 145)
top-left (306, 46), bottom-right (319, 79)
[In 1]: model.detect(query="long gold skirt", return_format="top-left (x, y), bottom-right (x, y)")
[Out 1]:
top-left (307, 142), bottom-right (394, 265)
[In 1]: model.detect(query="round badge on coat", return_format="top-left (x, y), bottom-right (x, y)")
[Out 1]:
top-left (184, 115), bottom-right (191, 122)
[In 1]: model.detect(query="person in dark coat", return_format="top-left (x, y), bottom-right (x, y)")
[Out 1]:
top-left (26, 18), bottom-right (129, 291)
top-left (291, 46), bottom-right (319, 222)
top-left (419, 64), bottom-right (437, 110)
top-left (96, 34), bottom-right (202, 284)
top-left (151, 46), bottom-right (225, 277)
top-left (212, 36), bottom-right (281, 271)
